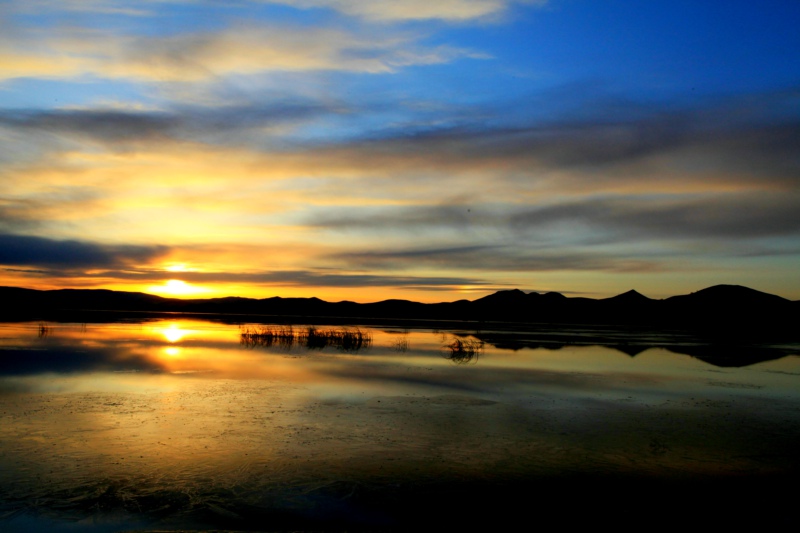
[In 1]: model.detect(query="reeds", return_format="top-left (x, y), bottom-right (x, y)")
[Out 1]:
top-left (392, 335), bottom-right (409, 353)
top-left (240, 325), bottom-right (372, 352)
top-left (443, 336), bottom-right (483, 364)
top-left (240, 325), bottom-right (296, 349)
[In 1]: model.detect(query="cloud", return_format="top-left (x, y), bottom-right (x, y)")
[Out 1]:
top-left (0, 234), bottom-right (169, 269)
top-left (2, 89), bottom-right (798, 274)
top-left (0, 101), bottom-right (349, 148)
top-left (328, 245), bottom-right (667, 274)
top-left (2, 83), bottom-right (798, 299)
top-left (0, 200), bottom-right (41, 233)
top-left (272, 0), bottom-right (545, 22)
top-left (509, 194), bottom-right (800, 241)
top-left (77, 266), bottom-right (496, 291)
top-left (304, 189), bottom-right (800, 244)
top-left (2, 0), bottom-right (152, 17)
top-left (12, 77), bottom-right (794, 197)
top-left (282, 0), bottom-right (506, 22)
top-left (266, 90), bottom-right (800, 210)
top-left (0, 109), bottom-right (177, 144)
top-left (4, 1), bottom-right (547, 24)
top-left (0, 24), bottom-right (481, 83)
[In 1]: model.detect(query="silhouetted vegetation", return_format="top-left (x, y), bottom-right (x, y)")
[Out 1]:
top-left (240, 325), bottom-right (296, 349)
top-left (443, 336), bottom-right (483, 364)
top-left (392, 332), bottom-right (410, 352)
top-left (240, 325), bottom-right (372, 352)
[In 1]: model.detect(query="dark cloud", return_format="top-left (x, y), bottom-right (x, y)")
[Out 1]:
top-left (75, 266), bottom-right (496, 290)
top-left (329, 245), bottom-right (666, 274)
top-left (220, 270), bottom-right (488, 288)
top-left (0, 100), bottom-right (349, 147)
top-left (0, 192), bottom-right (99, 234)
top-left (308, 206), bottom-right (487, 231)
top-left (509, 194), bottom-right (800, 241)
top-left (305, 190), bottom-right (800, 245)
top-left (4, 88), bottom-right (798, 189)
top-left (325, 88), bottom-right (800, 188)
top-left (0, 234), bottom-right (169, 269)
top-left (0, 204), bottom-right (39, 233)
top-left (0, 109), bottom-right (175, 143)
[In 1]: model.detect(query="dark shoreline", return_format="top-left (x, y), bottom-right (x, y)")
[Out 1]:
top-left (6, 308), bottom-right (798, 368)
top-left (2, 283), bottom-right (799, 335)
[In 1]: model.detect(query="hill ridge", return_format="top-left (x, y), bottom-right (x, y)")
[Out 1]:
top-left (1, 284), bottom-right (796, 336)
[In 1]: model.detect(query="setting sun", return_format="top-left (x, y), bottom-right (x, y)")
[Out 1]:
top-left (149, 279), bottom-right (210, 297)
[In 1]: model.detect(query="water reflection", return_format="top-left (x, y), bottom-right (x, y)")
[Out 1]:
top-left (0, 319), bottom-right (798, 531)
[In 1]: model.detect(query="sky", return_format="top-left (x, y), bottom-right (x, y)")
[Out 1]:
top-left (1, 0), bottom-right (799, 302)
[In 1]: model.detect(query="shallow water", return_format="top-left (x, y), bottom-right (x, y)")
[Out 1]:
top-left (1, 319), bottom-right (799, 531)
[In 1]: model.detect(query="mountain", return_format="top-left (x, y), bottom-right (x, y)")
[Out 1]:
top-left (0, 284), bottom-right (797, 337)
top-left (665, 284), bottom-right (789, 307)
top-left (602, 289), bottom-right (654, 305)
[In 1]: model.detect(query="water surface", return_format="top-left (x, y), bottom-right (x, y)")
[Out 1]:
top-left (1, 319), bottom-right (798, 531)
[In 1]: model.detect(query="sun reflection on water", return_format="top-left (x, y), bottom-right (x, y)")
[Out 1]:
top-left (163, 346), bottom-right (181, 357)
top-left (160, 323), bottom-right (187, 343)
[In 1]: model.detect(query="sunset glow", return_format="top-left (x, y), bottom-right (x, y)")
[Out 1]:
top-left (148, 280), bottom-right (211, 298)
top-left (1, 1), bottom-right (798, 301)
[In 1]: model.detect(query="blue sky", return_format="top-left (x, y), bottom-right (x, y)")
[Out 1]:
top-left (1, 0), bottom-right (799, 301)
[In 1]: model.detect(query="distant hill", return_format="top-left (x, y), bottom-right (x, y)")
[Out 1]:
top-left (0, 284), bottom-right (797, 337)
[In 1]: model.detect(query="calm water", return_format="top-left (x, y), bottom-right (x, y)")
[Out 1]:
top-left (1, 319), bottom-right (799, 531)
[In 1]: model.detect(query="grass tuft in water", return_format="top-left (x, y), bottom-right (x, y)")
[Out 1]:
top-left (241, 326), bottom-right (372, 352)
top-left (443, 336), bottom-right (483, 364)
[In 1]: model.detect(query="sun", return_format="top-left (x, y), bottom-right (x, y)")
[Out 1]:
top-left (148, 279), bottom-right (210, 297)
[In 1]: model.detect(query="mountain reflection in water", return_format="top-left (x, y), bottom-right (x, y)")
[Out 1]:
top-left (0, 319), bottom-right (798, 531)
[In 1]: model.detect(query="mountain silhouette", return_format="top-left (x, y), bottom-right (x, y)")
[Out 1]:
top-left (665, 284), bottom-right (789, 307)
top-left (0, 284), bottom-right (797, 337)
top-left (602, 289), bottom-right (654, 304)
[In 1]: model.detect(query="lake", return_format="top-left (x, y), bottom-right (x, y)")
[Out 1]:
top-left (1, 318), bottom-right (799, 531)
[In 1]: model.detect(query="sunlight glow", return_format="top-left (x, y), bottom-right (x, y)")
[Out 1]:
top-left (148, 279), bottom-right (210, 297)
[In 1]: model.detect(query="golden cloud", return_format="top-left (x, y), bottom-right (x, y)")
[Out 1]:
top-left (273, 0), bottom-right (547, 22)
top-left (0, 24), bottom-right (478, 83)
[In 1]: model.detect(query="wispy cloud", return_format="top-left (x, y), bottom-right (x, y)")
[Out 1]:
top-left (304, 191), bottom-right (800, 242)
top-left (328, 244), bottom-right (669, 274)
top-left (0, 24), bottom-right (481, 83)
top-left (271, 0), bottom-right (535, 22)
top-left (3, 0), bottom-right (153, 17)
top-left (5, 1), bottom-right (547, 23)
top-left (90, 267), bottom-right (496, 290)
top-left (0, 101), bottom-right (351, 148)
